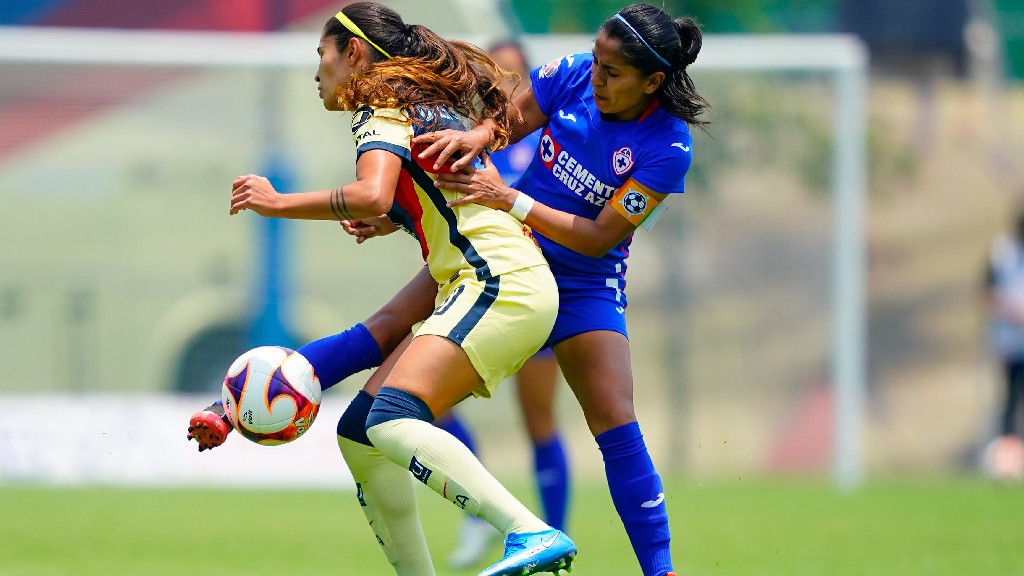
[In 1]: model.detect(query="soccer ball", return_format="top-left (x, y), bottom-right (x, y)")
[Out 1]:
top-left (221, 346), bottom-right (321, 446)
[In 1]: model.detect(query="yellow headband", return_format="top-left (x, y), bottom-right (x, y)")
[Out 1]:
top-left (335, 11), bottom-right (392, 59)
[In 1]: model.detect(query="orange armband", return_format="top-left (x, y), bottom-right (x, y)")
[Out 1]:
top-left (610, 178), bottom-right (661, 226)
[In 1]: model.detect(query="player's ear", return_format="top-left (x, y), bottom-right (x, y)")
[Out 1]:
top-left (346, 37), bottom-right (362, 65)
top-left (644, 71), bottom-right (666, 95)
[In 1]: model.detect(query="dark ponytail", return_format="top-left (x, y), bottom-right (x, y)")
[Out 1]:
top-left (602, 3), bottom-right (709, 126)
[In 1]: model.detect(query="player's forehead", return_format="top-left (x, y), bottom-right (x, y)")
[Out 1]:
top-left (591, 32), bottom-right (634, 72)
top-left (317, 34), bottom-right (335, 55)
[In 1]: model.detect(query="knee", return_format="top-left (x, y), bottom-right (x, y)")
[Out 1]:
top-left (365, 387), bottom-right (435, 435)
top-left (337, 390), bottom-right (375, 446)
top-left (581, 394), bottom-right (636, 437)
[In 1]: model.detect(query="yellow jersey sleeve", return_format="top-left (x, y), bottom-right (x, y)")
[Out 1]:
top-left (351, 105), bottom-right (413, 160)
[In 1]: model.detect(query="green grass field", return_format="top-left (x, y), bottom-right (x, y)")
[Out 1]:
top-left (1, 476), bottom-right (1021, 576)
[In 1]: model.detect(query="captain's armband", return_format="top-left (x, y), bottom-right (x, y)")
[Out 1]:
top-left (610, 178), bottom-right (663, 227)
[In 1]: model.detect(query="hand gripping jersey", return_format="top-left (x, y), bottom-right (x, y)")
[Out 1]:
top-left (351, 104), bottom-right (547, 285)
top-left (520, 53), bottom-right (694, 297)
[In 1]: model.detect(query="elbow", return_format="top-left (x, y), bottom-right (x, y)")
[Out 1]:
top-left (356, 188), bottom-right (393, 218)
top-left (366, 196), bottom-right (393, 218)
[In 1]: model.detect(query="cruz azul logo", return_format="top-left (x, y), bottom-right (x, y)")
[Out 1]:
top-left (612, 146), bottom-right (634, 175)
top-left (539, 128), bottom-right (618, 208)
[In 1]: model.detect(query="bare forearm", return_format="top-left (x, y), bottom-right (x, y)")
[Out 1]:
top-left (274, 183), bottom-right (391, 221)
top-left (523, 203), bottom-right (618, 258)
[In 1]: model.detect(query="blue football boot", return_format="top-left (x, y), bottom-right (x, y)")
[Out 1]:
top-left (477, 528), bottom-right (576, 576)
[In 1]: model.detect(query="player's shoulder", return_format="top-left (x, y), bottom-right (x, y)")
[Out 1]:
top-left (409, 104), bottom-right (469, 134)
top-left (534, 53), bottom-right (591, 86)
top-left (635, 111), bottom-right (693, 160)
top-left (351, 104), bottom-right (407, 129)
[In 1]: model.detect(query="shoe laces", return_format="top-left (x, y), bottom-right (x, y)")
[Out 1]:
top-left (501, 533), bottom-right (528, 558)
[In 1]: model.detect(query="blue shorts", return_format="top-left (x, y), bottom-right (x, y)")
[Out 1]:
top-left (545, 274), bottom-right (628, 348)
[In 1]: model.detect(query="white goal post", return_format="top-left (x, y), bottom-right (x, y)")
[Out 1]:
top-left (0, 26), bottom-right (867, 489)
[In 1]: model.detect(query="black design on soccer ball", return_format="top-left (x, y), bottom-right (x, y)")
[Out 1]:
top-left (622, 191), bottom-right (647, 215)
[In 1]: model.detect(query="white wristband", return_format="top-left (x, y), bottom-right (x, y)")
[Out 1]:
top-left (508, 191), bottom-right (535, 222)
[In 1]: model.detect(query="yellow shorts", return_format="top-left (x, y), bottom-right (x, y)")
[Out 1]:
top-left (415, 264), bottom-right (558, 398)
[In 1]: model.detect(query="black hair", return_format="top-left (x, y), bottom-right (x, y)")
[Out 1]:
top-left (601, 3), bottom-right (709, 126)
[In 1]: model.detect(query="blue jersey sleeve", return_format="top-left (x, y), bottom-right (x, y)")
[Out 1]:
top-left (630, 123), bottom-right (693, 195)
top-left (530, 53), bottom-right (592, 119)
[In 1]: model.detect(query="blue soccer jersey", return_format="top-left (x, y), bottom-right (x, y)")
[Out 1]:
top-left (491, 130), bottom-right (542, 185)
top-left (520, 52), bottom-right (694, 297)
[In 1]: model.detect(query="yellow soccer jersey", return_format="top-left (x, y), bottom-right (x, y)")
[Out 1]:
top-left (351, 104), bottom-right (547, 284)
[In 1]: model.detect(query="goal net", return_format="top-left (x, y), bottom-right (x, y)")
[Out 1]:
top-left (0, 26), bottom-right (866, 487)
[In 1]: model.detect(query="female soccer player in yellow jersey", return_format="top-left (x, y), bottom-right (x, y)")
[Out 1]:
top-left (217, 3), bottom-right (575, 575)
top-left (413, 5), bottom-right (705, 576)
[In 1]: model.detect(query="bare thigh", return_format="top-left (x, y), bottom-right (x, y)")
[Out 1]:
top-left (362, 266), bottom-right (437, 357)
top-left (361, 333), bottom-right (413, 397)
top-left (515, 354), bottom-right (561, 442)
top-left (382, 334), bottom-right (483, 418)
top-left (553, 330), bottom-right (635, 437)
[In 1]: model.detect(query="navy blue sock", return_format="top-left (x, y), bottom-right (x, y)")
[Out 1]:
top-left (596, 422), bottom-right (673, 576)
top-left (365, 387), bottom-right (434, 429)
top-left (336, 390), bottom-right (375, 446)
top-left (435, 411), bottom-right (478, 455)
top-left (298, 323), bottom-right (382, 391)
top-left (533, 434), bottom-right (570, 531)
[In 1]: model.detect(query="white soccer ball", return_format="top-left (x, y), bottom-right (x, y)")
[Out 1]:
top-left (221, 346), bottom-right (321, 446)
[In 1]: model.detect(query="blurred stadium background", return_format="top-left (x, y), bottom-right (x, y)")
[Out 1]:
top-left (1, 0), bottom-right (1023, 573)
top-left (2, 0), bottom-right (1024, 569)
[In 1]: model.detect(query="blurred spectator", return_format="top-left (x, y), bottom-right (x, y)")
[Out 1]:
top-left (981, 207), bottom-right (1024, 481)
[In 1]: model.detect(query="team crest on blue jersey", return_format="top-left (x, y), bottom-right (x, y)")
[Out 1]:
top-left (612, 146), bottom-right (634, 175)
top-left (540, 133), bottom-right (557, 164)
top-left (539, 57), bottom-right (561, 78)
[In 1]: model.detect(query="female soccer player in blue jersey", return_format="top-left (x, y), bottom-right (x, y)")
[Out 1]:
top-left (416, 5), bottom-right (708, 576)
top-left (189, 4), bottom-right (576, 575)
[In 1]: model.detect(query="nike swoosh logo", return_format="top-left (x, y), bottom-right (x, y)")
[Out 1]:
top-left (671, 143), bottom-right (690, 152)
top-left (540, 534), bottom-right (560, 548)
top-left (558, 110), bottom-right (577, 123)
top-left (641, 493), bottom-right (665, 508)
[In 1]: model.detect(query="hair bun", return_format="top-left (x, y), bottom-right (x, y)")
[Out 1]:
top-left (675, 17), bottom-right (702, 67)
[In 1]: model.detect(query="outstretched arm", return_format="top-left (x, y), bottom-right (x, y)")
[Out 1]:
top-left (436, 156), bottom-right (668, 259)
top-left (230, 150), bottom-right (402, 220)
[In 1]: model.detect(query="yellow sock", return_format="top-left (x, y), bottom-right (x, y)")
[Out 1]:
top-left (337, 437), bottom-right (435, 576)
top-left (367, 418), bottom-right (548, 535)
